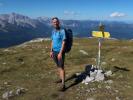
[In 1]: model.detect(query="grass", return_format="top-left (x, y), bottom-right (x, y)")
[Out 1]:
top-left (0, 38), bottom-right (133, 100)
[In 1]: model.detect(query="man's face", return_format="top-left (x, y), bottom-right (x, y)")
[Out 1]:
top-left (52, 19), bottom-right (60, 29)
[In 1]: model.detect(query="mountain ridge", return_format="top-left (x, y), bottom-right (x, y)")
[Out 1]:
top-left (0, 12), bottom-right (133, 48)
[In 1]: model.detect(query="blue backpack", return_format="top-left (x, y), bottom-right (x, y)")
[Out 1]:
top-left (64, 29), bottom-right (73, 53)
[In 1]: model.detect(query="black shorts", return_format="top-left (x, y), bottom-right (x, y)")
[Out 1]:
top-left (53, 51), bottom-right (65, 68)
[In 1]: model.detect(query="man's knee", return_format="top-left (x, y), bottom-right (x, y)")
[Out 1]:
top-left (58, 68), bottom-right (64, 72)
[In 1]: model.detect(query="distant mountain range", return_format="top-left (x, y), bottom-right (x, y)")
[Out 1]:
top-left (0, 12), bottom-right (133, 48)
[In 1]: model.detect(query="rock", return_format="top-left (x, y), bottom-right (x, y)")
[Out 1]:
top-left (101, 62), bottom-right (107, 65)
top-left (82, 76), bottom-right (94, 84)
top-left (4, 82), bottom-right (8, 85)
top-left (82, 69), bottom-right (105, 84)
top-left (90, 70), bottom-right (97, 77)
top-left (87, 97), bottom-right (95, 100)
top-left (118, 74), bottom-right (123, 78)
top-left (95, 70), bottom-right (105, 81)
top-left (86, 89), bottom-right (91, 93)
top-left (90, 88), bottom-right (96, 91)
top-left (75, 72), bottom-right (81, 76)
top-left (2, 91), bottom-right (9, 100)
top-left (91, 58), bottom-right (96, 61)
top-left (127, 85), bottom-right (132, 88)
top-left (3, 62), bottom-right (6, 65)
top-left (105, 70), bottom-right (112, 77)
top-left (114, 90), bottom-right (119, 93)
top-left (98, 85), bottom-right (101, 88)
top-left (3, 81), bottom-right (11, 86)
top-left (111, 58), bottom-right (115, 62)
top-left (3, 49), bottom-right (10, 52)
top-left (16, 88), bottom-right (24, 95)
top-left (2, 90), bottom-right (14, 100)
top-left (2, 87), bottom-right (28, 99)
top-left (79, 50), bottom-right (88, 55)
top-left (105, 80), bottom-right (113, 84)
top-left (105, 86), bottom-right (111, 90)
top-left (118, 52), bottom-right (121, 54)
top-left (9, 91), bottom-right (14, 97)
top-left (16, 87), bottom-right (27, 95)
top-left (0, 86), bottom-right (5, 90)
top-left (116, 97), bottom-right (120, 100)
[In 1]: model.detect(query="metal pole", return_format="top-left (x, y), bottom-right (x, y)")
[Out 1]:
top-left (96, 38), bottom-right (101, 70)
top-left (98, 38), bottom-right (101, 69)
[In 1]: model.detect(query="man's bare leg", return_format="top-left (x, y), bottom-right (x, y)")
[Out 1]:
top-left (58, 68), bottom-right (65, 86)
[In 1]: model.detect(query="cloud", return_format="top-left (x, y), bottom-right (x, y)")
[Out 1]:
top-left (110, 12), bottom-right (126, 18)
top-left (64, 10), bottom-right (80, 16)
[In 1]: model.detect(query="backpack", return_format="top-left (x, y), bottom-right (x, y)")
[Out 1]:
top-left (64, 28), bottom-right (73, 53)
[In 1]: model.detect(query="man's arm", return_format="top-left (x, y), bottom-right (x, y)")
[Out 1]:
top-left (50, 41), bottom-right (53, 52)
top-left (59, 40), bottom-right (65, 54)
top-left (50, 41), bottom-right (53, 58)
top-left (58, 40), bottom-right (65, 60)
top-left (59, 29), bottom-right (66, 54)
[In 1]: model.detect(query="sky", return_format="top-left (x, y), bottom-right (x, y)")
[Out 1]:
top-left (0, 0), bottom-right (133, 21)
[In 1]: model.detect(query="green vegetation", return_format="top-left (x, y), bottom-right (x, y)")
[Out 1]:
top-left (0, 38), bottom-right (133, 100)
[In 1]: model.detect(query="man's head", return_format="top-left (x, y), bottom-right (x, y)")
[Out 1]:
top-left (52, 17), bottom-right (60, 30)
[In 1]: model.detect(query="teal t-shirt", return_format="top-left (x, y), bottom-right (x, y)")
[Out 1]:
top-left (51, 29), bottom-right (66, 52)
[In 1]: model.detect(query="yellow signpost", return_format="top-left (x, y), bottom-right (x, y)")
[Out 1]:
top-left (92, 30), bottom-right (111, 70)
top-left (92, 31), bottom-right (110, 38)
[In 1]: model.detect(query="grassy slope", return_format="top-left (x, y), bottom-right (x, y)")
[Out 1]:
top-left (0, 38), bottom-right (133, 100)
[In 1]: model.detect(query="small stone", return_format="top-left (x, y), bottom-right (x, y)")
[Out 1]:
top-left (95, 70), bottom-right (105, 81)
top-left (75, 72), bottom-right (81, 76)
top-left (105, 86), bottom-right (111, 90)
top-left (2, 91), bottom-right (14, 100)
top-left (101, 62), bottom-right (107, 65)
top-left (118, 52), bottom-right (121, 54)
top-left (9, 91), bottom-right (14, 97)
top-left (21, 62), bottom-right (24, 64)
top-left (3, 62), bottom-right (6, 65)
top-left (16, 88), bottom-right (27, 96)
top-left (105, 70), bottom-right (112, 76)
top-left (86, 89), bottom-right (91, 93)
top-left (118, 74), bottom-right (123, 78)
top-left (91, 58), bottom-right (96, 61)
top-left (0, 86), bottom-right (5, 90)
top-left (2, 91), bottom-right (9, 100)
top-left (127, 86), bottom-right (132, 88)
top-left (116, 97), bottom-right (120, 100)
top-left (98, 85), bottom-right (101, 88)
top-left (4, 82), bottom-right (8, 85)
top-left (111, 58), bottom-right (115, 62)
top-left (79, 50), bottom-right (88, 55)
top-left (114, 90), bottom-right (119, 93)
top-left (87, 97), bottom-right (95, 100)
top-left (76, 96), bottom-right (79, 99)
top-left (82, 76), bottom-right (94, 84)
top-left (105, 80), bottom-right (113, 84)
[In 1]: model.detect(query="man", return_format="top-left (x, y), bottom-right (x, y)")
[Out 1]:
top-left (50, 17), bottom-right (66, 91)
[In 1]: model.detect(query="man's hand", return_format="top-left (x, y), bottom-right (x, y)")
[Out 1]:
top-left (50, 51), bottom-right (53, 58)
top-left (58, 52), bottom-right (62, 60)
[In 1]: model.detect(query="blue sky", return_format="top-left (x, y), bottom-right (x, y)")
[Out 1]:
top-left (0, 0), bottom-right (133, 21)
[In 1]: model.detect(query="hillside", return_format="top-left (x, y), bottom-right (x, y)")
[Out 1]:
top-left (0, 38), bottom-right (133, 100)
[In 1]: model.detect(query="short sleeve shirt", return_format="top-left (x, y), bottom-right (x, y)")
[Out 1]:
top-left (51, 29), bottom-right (66, 52)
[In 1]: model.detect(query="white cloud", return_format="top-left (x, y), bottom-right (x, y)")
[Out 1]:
top-left (110, 12), bottom-right (126, 18)
top-left (64, 10), bottom-right (79, 16)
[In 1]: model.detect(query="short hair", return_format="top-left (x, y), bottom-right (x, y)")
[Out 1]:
top-left (52, 17), bottom-right (59, 22)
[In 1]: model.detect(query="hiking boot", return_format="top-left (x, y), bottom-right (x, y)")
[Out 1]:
top-left (54, 79), bottom-right (62, 83)
top-left (58, 84), bottom-right (66, 92)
